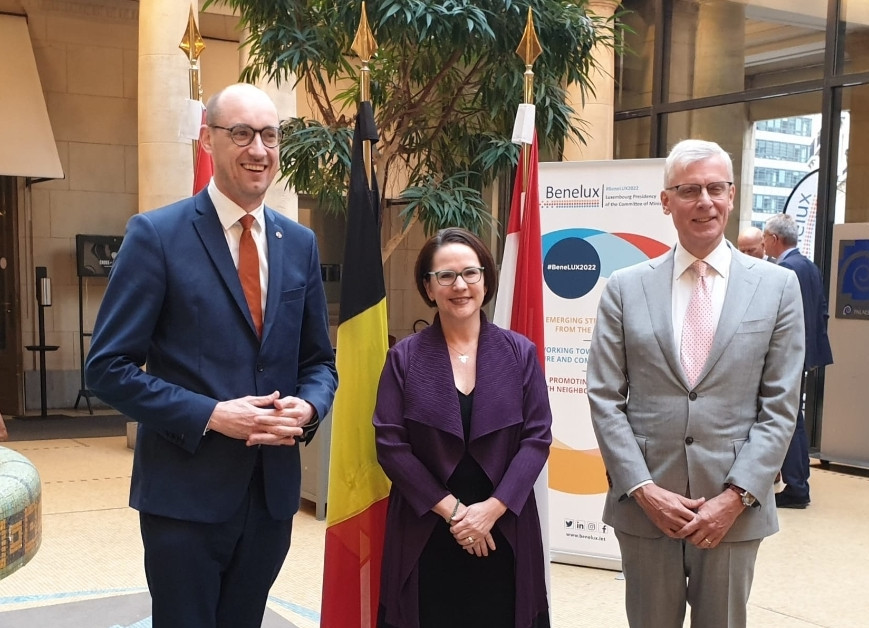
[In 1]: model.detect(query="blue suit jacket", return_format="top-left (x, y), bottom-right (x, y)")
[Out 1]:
top-left (778, 249), bottom-right (833, 369)
top-left (86, 190), bottom-right (337, 523)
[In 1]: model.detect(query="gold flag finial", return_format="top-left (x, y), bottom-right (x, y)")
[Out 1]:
top-left (179, 6), bottom-right (206, 167)
top-left (179, 6), bottom-right (206, 63)
top-left (353, 2), bottom-right (379, 190)
top-left (515, 7), bottom-right (542, 68)
top-left (515, 7), bottom-right (541, 195)
top-left (352, 2), bottom-right (378, 64)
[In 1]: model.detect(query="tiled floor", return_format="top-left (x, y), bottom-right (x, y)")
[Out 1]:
top-left (1, 432), bottom-right (867, 627)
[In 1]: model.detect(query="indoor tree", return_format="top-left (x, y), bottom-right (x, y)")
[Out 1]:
top-left (207, 0), bottom-right (620, 250)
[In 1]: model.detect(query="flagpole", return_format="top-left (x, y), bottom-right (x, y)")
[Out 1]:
top-left (321, 9), bottom-right (388, 627)
top-left (352, 2), bottom-right (378, 191)
top-left (179, 6), bottom-right (206, 164)
top-left (515, 8), bottom-right (542, 201)
top-left (510, 8), bottom-right (552, 610)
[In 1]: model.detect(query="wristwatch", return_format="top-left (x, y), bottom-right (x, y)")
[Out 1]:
top-left (727, 484), bottom-right (758, 508)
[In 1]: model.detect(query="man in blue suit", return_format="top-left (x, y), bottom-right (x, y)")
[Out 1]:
top-left (763, 213), bottom-right (833, 509)
top-left (86, 83), bottom-right (337, 627)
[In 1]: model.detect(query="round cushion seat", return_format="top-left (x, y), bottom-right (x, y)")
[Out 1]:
top-left (0, 447), bottom-right (42, 580)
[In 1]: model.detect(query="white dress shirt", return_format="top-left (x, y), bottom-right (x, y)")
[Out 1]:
top-left (672, 239), bottom-right (731, 347)
top-left (208, 180), bottom-right (269, 314)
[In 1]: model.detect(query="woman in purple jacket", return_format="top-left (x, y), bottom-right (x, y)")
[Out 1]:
top-left (374, 227), bottom-right (552, 628)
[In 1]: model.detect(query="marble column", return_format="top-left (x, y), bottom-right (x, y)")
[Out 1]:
top-left (689, 1), bottom-right (748, 234)
top-left (844, 83), bottom-right (869, 223)
top-left (563, 0), bottom-right (621, 161)
top-left (137, 0), bottom-right (196, 213)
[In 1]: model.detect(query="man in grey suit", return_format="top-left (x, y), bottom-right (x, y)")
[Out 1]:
top-left (588, 139), bottom-right (805, 627)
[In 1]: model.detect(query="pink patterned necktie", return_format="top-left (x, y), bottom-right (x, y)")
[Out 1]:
top-left (680, 260), bottom-right (714, 387)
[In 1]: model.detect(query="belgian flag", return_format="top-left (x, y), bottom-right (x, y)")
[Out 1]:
top-left (320, 101), bottom-right (390, 628)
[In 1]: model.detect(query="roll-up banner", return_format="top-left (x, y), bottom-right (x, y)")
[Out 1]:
top-left (539, 159), bottom-right (675, 569)
top-left (783, 168), bottom-right (819, 261)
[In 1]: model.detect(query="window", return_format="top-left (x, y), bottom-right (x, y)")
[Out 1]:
top-left (663, 1), bottom-right (825, 103)
top-left (753, 194), bottom-right (787, 213)
top-left (756, 140), bottom-right (811, 163)
top-left (753, 167), bottom-right (808, 189)
top-left (756, 118), bottom-right (813, 137)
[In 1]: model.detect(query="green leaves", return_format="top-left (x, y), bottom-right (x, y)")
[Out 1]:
top-left (398, 172), bottom-right (496, 236)
top-left (208, 0), bottom-right (620, 235)
top-left (278, 118), bottom-right (353, 214)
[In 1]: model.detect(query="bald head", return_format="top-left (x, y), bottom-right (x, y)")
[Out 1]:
top-left (201, 83), bottom-right (281, 211)
top-left (205, 83), bottom-right (278, 126)
top-left (737, 226), bottom-right (765, 258)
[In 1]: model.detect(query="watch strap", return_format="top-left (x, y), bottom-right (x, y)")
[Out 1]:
top-left (727, 484), bottom-right (758, 507)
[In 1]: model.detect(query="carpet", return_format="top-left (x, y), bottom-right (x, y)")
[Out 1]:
top-left (0, 591), bottom-right (299, 627)
top-left (4, 414), bottom-right (131, 441)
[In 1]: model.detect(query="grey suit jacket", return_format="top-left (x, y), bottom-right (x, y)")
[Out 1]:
top-left (587, 244), bottom-right (805, 542)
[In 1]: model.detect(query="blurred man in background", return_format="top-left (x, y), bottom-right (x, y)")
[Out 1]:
top-left (763, 213), bottom-right (833, 509)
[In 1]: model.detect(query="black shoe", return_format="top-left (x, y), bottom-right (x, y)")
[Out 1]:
top-left (775, 493), bottom-right (810, 509)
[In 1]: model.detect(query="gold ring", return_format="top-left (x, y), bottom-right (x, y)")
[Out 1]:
top-left (467, 536), bottom-right (474, 543)
top-left (704, 538), bottom-right (712, 545)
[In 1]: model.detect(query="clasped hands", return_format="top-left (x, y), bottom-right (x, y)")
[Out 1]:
top-left (448, 497), bottom-right (508, 558)
top-left (208, 391), bottom-right (315, 446)
top-left (633, 483), bottom-right (745, 550)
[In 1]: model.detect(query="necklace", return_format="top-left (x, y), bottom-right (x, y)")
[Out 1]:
top-left (447, 343), bottom-right (475, 364)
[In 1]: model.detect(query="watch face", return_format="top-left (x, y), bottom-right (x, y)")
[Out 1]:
top-left (742, 493), bottom-right (757, 507)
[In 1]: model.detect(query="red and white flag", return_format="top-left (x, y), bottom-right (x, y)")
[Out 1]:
top-left (494, 132), bottom-right (544, 360)
top-left (493, 130), bottom-right (550, 597)
top-left (193, 106), bottom-right (213, 194)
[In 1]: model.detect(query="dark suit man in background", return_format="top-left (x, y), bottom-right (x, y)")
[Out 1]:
top-left (763, 213), bottom-right (833, 509)
top-left (588, 139), bottom-right (805, 627)
top-left (86, 83), bottom-right (337, 628)
top-left (737, 226), bottom-right (775, 263)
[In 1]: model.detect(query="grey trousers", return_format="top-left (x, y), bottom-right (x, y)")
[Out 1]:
top-left (615, 529), bottom-right (762, 628)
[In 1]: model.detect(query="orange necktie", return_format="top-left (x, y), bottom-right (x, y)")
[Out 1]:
top-left (238, 214), bottom-right (263, 337)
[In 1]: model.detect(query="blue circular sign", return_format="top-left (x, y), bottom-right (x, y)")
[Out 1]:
top-left (543, 237), bottom-right (601, 299)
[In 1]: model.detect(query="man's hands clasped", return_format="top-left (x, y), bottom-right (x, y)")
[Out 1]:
top-left (207, 391), bottom-right (315, 446)
top-left (633, 483), bottom-right (746, 549)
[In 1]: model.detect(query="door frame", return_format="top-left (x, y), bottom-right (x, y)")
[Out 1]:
top-left (0, 176), bottom-right (24, 415)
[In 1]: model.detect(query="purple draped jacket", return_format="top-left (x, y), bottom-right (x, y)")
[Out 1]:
top-left (373, 313), bottom-right (552, 628)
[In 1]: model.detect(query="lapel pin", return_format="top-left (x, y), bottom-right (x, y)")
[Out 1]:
top-left (275, 231), bottom-right (283, 239)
